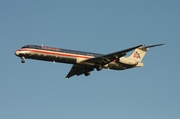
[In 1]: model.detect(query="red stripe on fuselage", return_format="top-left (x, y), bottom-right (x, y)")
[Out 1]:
top-left (18, 48), bottom-right (93, 59)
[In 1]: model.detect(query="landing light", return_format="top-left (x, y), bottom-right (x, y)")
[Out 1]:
top-left (14, 50), bottom-right (19, 56)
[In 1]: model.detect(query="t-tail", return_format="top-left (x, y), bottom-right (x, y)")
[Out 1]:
top-left (128, 44), bottom-right (164, 66)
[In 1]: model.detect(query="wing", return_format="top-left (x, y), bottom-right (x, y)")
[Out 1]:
top-left (81, 44), bottom-right (143, 66)
top-left (66, 64), bottom-right (94, 78)
top-left (66, 44), bottom-right (143, 78)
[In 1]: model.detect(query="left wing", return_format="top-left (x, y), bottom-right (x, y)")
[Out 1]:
top-left (66, 44), bottom-right (143, 78)
top-left (66, 64), bottom-right (94, 78)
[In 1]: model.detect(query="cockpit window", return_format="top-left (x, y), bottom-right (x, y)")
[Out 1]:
top-left (22, 45), bottom-right (28, 48)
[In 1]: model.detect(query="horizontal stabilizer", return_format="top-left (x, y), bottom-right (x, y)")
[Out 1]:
top-left (142, 44), bottom-right (165, 49)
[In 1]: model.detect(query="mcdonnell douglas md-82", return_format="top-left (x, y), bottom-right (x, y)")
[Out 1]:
top-left (15, 44), bottom-right (164, 78)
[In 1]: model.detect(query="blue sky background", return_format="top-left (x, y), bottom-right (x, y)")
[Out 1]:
top-left (0, 0), bottom-right (180, 119)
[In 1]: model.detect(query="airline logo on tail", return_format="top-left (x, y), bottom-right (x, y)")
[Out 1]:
top-left (134, 51), bottom-right (141, 59)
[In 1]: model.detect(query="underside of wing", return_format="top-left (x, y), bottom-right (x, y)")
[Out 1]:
top-left (66, 64), bottom-right (94, 78)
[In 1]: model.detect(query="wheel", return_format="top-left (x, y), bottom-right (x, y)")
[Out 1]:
top-left (84, 71), bottom-right (90, 76)
top-left (21, 57), bottom-right (25, 63)
top-left (96, 65), bottom-right (102, 71)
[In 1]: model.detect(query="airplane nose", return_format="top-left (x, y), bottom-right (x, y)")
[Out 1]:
top-left (14, 50), bottom-right (19, 56)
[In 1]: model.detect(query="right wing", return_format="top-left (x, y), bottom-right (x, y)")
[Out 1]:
top-left (81, 44), bottom-right (143, 66)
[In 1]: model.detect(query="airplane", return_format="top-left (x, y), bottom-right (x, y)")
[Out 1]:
top-left (14, 44), bottom-right (164, 78)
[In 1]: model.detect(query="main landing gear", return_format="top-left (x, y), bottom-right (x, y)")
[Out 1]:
top-left (96, 65), bottom-right (102, 71)
top-left (21, 57), bottom-right (25, 63)
top-left (83, 65), bottom-right (102, 77)
top-left (84, 71), bottom-right (90, 76)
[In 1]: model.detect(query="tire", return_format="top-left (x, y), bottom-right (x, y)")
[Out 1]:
top-left (84, 72), bottom-right (90, 76)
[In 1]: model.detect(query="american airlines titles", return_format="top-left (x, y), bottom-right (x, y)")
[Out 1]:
top-left (42, 46), bottom-right (60, 51)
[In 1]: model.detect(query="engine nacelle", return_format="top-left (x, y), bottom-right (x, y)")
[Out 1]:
top-left (119, 57), bottom-right (138, 65)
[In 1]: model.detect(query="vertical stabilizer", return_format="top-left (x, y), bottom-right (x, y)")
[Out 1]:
top-left (128, 47), bottom-right (148, 62)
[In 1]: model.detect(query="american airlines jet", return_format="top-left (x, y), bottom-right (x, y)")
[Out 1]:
top-left (15, 44), bottom-right (164, 78)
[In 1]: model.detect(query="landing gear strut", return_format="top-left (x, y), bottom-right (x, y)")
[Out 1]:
top-left (21, 57), bottom-right (25, 63)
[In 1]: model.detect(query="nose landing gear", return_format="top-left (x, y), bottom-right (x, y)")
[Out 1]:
top-left (21, 57), bottom-right (25, 63)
